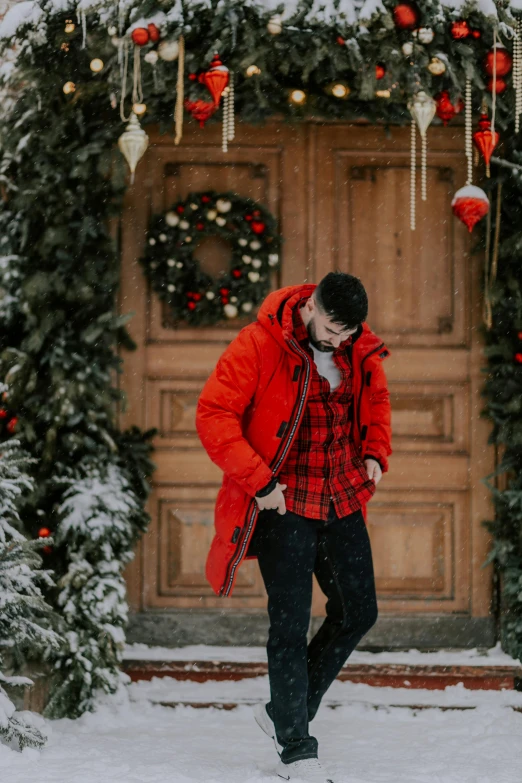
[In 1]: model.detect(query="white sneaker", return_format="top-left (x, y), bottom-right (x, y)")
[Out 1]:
top-left (253, 702), bottom-right (283, 756)
top-left (276, 757), bottom-right (335, 783)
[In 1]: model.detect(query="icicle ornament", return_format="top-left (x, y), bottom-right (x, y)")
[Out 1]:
top-left (408, 91), bottom-right (436, 226)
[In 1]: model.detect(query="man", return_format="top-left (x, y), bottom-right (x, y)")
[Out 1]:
top-left (196, 273), bottom-right (392, 783)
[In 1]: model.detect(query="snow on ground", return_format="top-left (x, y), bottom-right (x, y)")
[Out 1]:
top-left (2, 676), bottom-right (522, 782)
top-left (123, 641), bottom-right (521, 668)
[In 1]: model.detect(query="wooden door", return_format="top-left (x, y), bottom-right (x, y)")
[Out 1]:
top-left (119, 120), bottom-right (494, 645)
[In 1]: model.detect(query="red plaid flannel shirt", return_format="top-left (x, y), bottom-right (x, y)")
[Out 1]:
top-left (278, 300), bottom-right (376, 520)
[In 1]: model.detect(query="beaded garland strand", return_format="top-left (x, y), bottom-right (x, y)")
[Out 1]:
top-left (140, 191), bottom-right (281, 325)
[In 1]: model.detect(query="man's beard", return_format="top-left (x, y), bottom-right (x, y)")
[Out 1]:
top-left (306, 318), bottom-right (335, 352)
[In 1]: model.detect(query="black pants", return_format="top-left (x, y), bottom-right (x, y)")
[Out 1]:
top-left (249, 502), bottom-right (378, 765)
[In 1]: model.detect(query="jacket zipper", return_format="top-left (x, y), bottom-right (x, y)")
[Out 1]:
top-left (219, 340), bottom-right (312, 597)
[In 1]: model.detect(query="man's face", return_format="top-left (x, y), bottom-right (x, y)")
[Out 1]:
top-left (306, 307), bottom-right (358, 352)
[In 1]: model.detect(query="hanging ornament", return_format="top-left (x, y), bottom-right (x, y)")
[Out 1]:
top-left (222, 77), bottom-right (235, 153)
top-left (132, 102), bottom-right (147, 116)
top-left (63, 81), bottom-right (76, 94)
top-left (416, 27), bottom-right (434, 44)
top-left (289, 89), bottom-right (307, 105)
top-left (514, 19), bottom-right (522, 133)
top-left (148, 23), bottom-right (161, 43)
top-left (450, 21), bottom-right (471, 39)
top-left (131, 27), bottom-right (149, 46)
top-left (158, 39), bottom-right (180, 61)
top-left (451, 185), bottom-right (489, 232)
top-left (184, 99), bottom-right (217, 128)
top-left (402, 42), bottom-right (413, 56)
top-left (428, 57), bottom-right (446, 75)
top-left (144, 50), bottom-right (159, 65)
top-left (393, 3), bottom-right (419, 30)
top-left (246, 64), bottom-right (261, 77)
top-left (473, 114), bottom-right (499, 177)
top-left (435, 91), bottom-right (463, 125)
top-left (90, 58), bottom-right (104, 73)
top-left (118, 112), bottom-right (149, 184)
top-left (487, 77), bottom-right (507, 94)
top-left (267, 14), bottom-right (283, 34)
top-left (64, 19), bottom-right (75, 33)
top-left (202, 53), bottom-right (230, 106)
top-left (38, 527), bottom-right (53, 555)
top-left (375, 64), bottom-right (386, 80)
top-left (326, 82), bottom-right (351, 99)
top-left (485, 46), bottom-right (513, 77)
top-left (174, 35), bottom-right (185, 145)
top-left (408, 91), bottom-right (436, 202)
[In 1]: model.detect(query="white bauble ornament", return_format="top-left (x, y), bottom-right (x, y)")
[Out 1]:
top-left (185, 236), bottom-right (192, 242)
top-left (190, 203), bottom-right (198, 210)
top-left (250, 240), bottom-right (261, 250)
top-left (206, 291), bottom-right (216, 300)
top-left (176, 261), bottom-right (183, 268)
top-left (167, 284), bottom-right (176, 292)
top-left (159, 233), bottom-right (167, 242)
top-left (417, 27), bottom-right (434, 44)
top-left (242, 254), bottom-right (252, 263)
top-left (224, 303), bottom-right (238, 318)
top-left (108, 25), bottom-right (117, 36)
top-left (242, 302), bottom-right (253, 313)
top-left (149, 237), bottom-right (156, 245)
top-left (167, 259), bottom-right (175, 266)
top-left (150, 262), bottom-right (158, 269)
top-left (166, 211), bottom-right (179, 226)
top-left (230, 296), bottom-right (238, 303)
top-left (267, 14), bottom-right (282, 34)
top-left (427, 56), bottom-right (446, 76)
top-left (158, 40), bottom-right (179, 61)
top-left (252, 259), bottom-right (262, 268)
top-left (268, 253), bottom-right (279, 266)
top-left (248, 271), bottom-right (260, 282)
top-left (179, 220), bottom-right (190, 229)
top-left (402, 42), bottom-right (413, 56)
top-left (144, 50), bottom-right (159, 65)
top-left (216, 217), bottom-right (226, 226)
top-left (207, 209), bottom-right (217, 221)
top-left (238, 238), bottom-right (248, 246)
top-left (216, 198), bottom-right (232, 213)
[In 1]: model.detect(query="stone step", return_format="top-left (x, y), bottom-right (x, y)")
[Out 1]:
top-left (123, 659), bottom-right (522, 691)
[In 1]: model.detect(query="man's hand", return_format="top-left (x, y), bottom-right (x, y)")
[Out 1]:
top-left (255, 482), bottom-right (288, 515)
top-left (365, 458), bottom-right (382, 485)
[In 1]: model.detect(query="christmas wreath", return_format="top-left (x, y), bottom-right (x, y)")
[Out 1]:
top-left (140, 191), bottom-right (282, 326)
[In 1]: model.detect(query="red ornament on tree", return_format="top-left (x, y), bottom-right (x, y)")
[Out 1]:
top-left (471, 29), bottom-right (481, 39)
top-left (196, 222), bottom-right (205, 230)
top-left (336, 36), bottom-right (345, 46)
top-left (147, 23), bottom-right (160, 43)
top-left (201, 195), bottom-right (211, 203)
top-left (184, 99), bottom-right (217, 128)
top-left (251, 221), bottom-right (266, 235)
top-left (131, 27), bottom-right (149, 46)
top-left (0, 409), bottom-right (7, 419)
top-left (487, 77), bottom-right (507, 95)
top-left (375, 64), bottom-right (386, 80)
top-left (38, 527), bottom-right (51, 538)
top-left (515, 353), bottom-right (522, 363)
top-left (450, 21), bottom-right (471, 39)
top-left (485, 47), bottom-right (513, 76)
top-left (6, 417), bottom-right (17, 434)
top-left (518, 331), bottom-right (522, 340)
top-left (393, 3), bottom-right (419, 30)
top-left (473, 114), bottom-right (499, 174)
top-left (232, 269), bottom-right (242, 278)
top-left (187, 301), bottom-right (197, 310)
top-left (176, 205), bottom-right (185, 214)
top-left (451, 185), bottom-right (489, 232)
top-left (201, 53), bottom-right (230, 107)
top-left (435, 91), bottom-right (463, 126)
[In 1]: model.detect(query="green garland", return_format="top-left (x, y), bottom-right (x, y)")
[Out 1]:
top-left (0, 0), bottom-right (521, 719)
top-left (141, 190), bottom-right (281, 325)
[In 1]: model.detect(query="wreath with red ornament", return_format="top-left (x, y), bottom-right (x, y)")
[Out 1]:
top-left (140, 191), bottom-right (281, 326)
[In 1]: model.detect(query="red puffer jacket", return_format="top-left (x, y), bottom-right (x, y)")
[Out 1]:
top-left (196, 284), bottom-right (392, 597)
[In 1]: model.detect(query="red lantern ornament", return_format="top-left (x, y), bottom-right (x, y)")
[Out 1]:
top-left (487, 77), bottom-right (507, 94)
top-left (184, 99), bottom-right (217, 128)
top-left (201, 53), bottom-right (230, 107)
top-left (473, 114), bottom-right (499, 175)
top-left (515, 353), bottom-right (522, 363)
top-left (393, 3), bottom-right (419, 30)
top-left (6, 417), bottom-right (17, 433)
top-left (435, 91), bottom-right (463, 126)
top-left (485, 47), bottom-right (513, 76)
top-left (251, 221), bottom-right (266, 234)
top-left (451, 185), bottom-right (489, 233)
top-left (147, 23), bottom-right (160, 43)
top-left (131, 27), bottom-right (149, 46)
top-left (450, 21), bottom-right (471, 39)
top-left (375, 64), bottom-right (386, 80)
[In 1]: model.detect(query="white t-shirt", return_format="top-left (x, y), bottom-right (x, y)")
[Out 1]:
top-left (309, 343), bottom-right (341, 391)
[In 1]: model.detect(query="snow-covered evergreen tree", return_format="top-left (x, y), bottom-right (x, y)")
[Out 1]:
top-left (0, 440), bottom-right (60, 750)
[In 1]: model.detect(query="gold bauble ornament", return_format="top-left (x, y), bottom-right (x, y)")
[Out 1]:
top-left (118, 112), bottom-right (149, 184)
top-left (376, 88), bottom-right (391, 98)
top-left (65, 20), bottom-right (75, 33)
top-left (63, 81), bottom-right (76, 94)
top-left (267, 14), bottom-right (283, 34)
top-left (158, 40), bottom-right (179, 61)
top-left (132, 102), bottom-right (147, 116)
top-left (289, 89), bottom-right (307, 105)
top-left (325, 82), bottom-right (351, 99)
top-left (428, 56), bottom-right (446, 75)
top-left (246, 64), bottom-right (261, 77)
top-left (90, 58), bottom-right (104, 73)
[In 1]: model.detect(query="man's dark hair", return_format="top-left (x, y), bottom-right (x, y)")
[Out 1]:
top-left (314, 272), bottom-right (368, 329)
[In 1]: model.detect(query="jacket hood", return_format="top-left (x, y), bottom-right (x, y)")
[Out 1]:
top-left (257, 284), bottom-right (391, 360)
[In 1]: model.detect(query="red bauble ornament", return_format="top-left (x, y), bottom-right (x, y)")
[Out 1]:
top-left (0, 409), bottom-right (7, 419)
top-left (518, 331), bottom-right (522, 340)
top-left (375, 64), bottom-right (386, 80)
top-left (147, 23), bottom-right (160, 43)
top-left (201, 195), bottom-right (211, 203)
top-left (193, 293), bottom-right (203, 301)
top-left (187, 301), bottom-right (197, 311)
top-left (43, 545), bottom-right (53, 554)
top-left (38, 527), bottom-right (51, 538)
top-left (176, 205), bottom-right (185, 214)
top-left (245, 214), bottom-right (253, 222)
top-left (6, 417), bottom-right (17, 433)
top-left (485, 48), bottom-right (513, 77)
top-left (196, 222), bottom-right (205, 230)
top-left (251, 221), bottom-right (266, 234)
top-left (131, 27), bottom-right (149, 46)
top-left (451, 185), bottom-right (489, 232)
top-left (232, 269), bottom-right (242, 278)
top-left (435, 91), bottom-right (464, 126)
top-left (487, 77), bottom-right (507, 94)
top-left (515, 352), bottom-right (522, 363)
top-left (393, 3), bottom-right (419, 30)
top-left (450, 21), bottom-right (470, 39)
top-left (219, 287), bottom-right (230, 295)
top-left (471, 29), bottom-right (481, 39)
top-left (336, 36), bottom-right (345, 45)
top-left (201, 53), bottom-right (229, 107)
top-left (473, 114), bottom-right (499, 169)
top-left (189, 73), bottom-right (198, 81)
top-left (184, 99), bottom-right (217, 128)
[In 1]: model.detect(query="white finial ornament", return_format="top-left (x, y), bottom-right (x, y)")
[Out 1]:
top-left (118, 112), bottom-right (149, 184)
